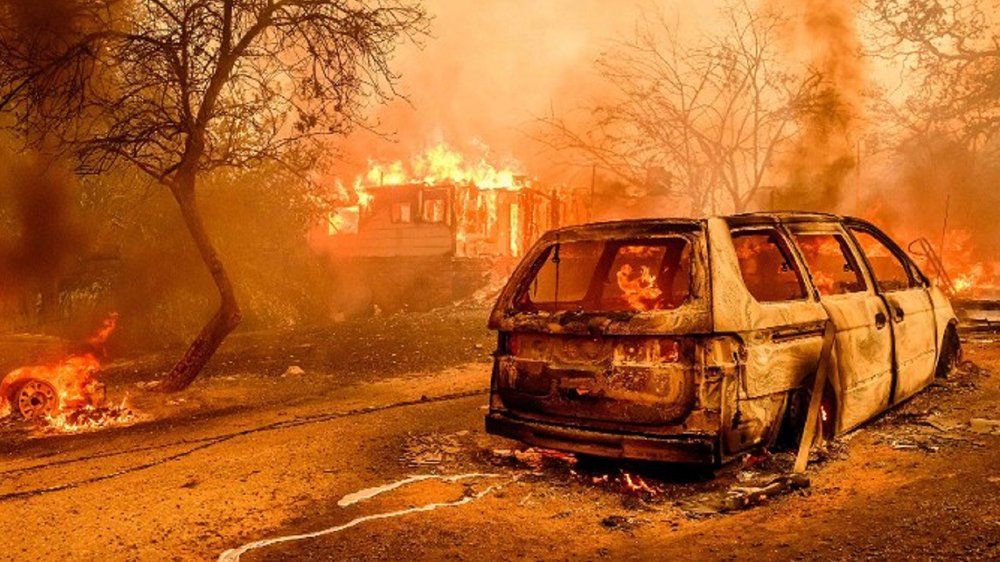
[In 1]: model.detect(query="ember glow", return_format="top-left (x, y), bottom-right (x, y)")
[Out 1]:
top-left (586, 470), bottom-right (665, 498)
top-left (0, 314), bottom-right (139, 433)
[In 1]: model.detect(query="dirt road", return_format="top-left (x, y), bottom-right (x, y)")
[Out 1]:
top-left (1, 316), bottom-right (998, 561)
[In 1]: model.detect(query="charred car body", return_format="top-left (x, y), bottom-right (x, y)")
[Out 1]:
top-left (486, 213), bottom-right (960, 464)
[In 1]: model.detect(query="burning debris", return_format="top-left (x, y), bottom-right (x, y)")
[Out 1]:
top-left (0, 314), bottom-right (141, 433)
top-left (38, 401), bottom-right (139, 435)
top-left (908, 230), bottom-right (1000, 300)
top-left (490, 446), bottom-right (578, 470)
top-left (583, 470), bottom-right (667, 499)
top-left (491, 447), bottom-right (672, 501)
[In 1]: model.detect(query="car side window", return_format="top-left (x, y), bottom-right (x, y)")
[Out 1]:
top-left (850, 228), bottom-right (916, 292)
top-left (792, 233), bottom-right (867, 296)
top-left (731, 229), bottom-right (808, 302)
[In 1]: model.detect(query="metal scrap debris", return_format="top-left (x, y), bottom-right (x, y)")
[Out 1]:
top-left (969, 418), bottom-right (1000, 435)
top-left (490, 447), bottom-right (578, 470)
top-left (679, 473), bottom-right (810, 516)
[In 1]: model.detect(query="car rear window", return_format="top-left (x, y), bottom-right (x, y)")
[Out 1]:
top-left (515, 237), bottom-right (693, 313)
top-left (731, 230), bottom-right (808, 302)
top-left (850, 228), bottom-right (916, 292)
top-left (792, 233), bottom-right (867, 295)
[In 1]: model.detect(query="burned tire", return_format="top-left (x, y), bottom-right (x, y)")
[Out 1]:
top-left (774, 388), bottom-right (809, 450)
top-left (775, 381), bottom-right (837, 450)
top-left (12, 379), bottom-right (58, 420)
top-left (935, 325), bottom-right (961, 379)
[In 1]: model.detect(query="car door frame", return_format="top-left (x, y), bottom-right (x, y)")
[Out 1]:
top-left (711, 216), bottom-right (829, 455)
top-left (782, 219), bottom-right (896, 433)
top-left (843, 218), bottom-right (939, 404)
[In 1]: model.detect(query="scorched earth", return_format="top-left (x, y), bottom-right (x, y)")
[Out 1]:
top-left (0, 307), bottom-right (997, 561)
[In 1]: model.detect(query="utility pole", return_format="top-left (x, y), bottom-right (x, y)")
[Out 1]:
top-left (855, 138), bottom-right (862, 215)
top-left (938, 193), bottom-right (952, 270)
top-left (589, 163), bottom-right (596, 221)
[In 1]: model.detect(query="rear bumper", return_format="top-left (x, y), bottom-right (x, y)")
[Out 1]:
top-left (486, 410), bottom-right (718, 464)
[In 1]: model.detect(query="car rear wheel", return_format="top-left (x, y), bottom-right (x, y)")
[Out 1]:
top-left (13, 379), bottom-right (59, 420)
top-left (935, 325), bottom-right (961, 379)
top-left (775, 381), bottom-right (837, 450)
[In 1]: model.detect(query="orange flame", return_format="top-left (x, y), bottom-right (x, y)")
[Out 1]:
top-left (0, 314), bottom-right (138, 432)
top-left (942, 231), bottom-right (1000, 296)
top-left (0, 354), bottom-right (103, 414)
top-left (359, 142), bottom-right (521, 190)
top-left (615, 264), bottom-right (662, 311)
top-left (86, 313), bottom-right (118, 351)
top-left (347, 141), bottom-right (525, 204)
top-left (331, 140), bottom-right (532, 257)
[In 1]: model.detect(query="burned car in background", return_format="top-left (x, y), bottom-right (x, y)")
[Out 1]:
top-left (485, 213), bottom-right (960, 464)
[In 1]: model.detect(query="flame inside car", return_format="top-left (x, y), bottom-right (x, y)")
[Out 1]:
top-left (0, 314), bottom-right (140, 433)
top-left (615, 264), bottom-right (662, 311)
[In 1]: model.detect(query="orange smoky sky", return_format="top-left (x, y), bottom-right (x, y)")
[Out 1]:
top-left (329, 0), bottom-right (722, 186)
top-left (327, 1), bottom-right (909, 192)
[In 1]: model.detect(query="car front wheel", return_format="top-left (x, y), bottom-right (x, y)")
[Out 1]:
top-left (935, 325), bottom-right (961, 379)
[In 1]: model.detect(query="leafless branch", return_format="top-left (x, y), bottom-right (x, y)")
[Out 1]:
top-left (536, 2), bottom-right (822, 213)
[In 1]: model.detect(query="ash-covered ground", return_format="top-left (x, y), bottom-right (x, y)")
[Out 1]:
top-left (1, 306), bottom-right (998, 561)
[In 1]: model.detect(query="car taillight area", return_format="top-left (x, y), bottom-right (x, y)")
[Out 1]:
top-left (507, 333), bottom-right (681, 363)
top-left (493, 333), bottom-right (698, 428)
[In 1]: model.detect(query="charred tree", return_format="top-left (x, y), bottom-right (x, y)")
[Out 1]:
top-left (0, 0), bottom-right (427, 390)
top-left (537, 3), bottom-right (823, 215)
top-left (869, 0), bottom-right (1000, 147)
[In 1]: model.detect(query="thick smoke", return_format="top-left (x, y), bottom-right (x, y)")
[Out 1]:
top-left (769, 0), bottom-right (865, 212)
top-left (4, 0), bottom-right (84, 39)
top-left (330, 0), bottom-right (719, 186)
top-left (0, 150), bottom-right (86, 294)
top-left (0, 0), bottom-right (93, 302)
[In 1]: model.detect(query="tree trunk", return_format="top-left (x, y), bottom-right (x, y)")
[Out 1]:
top-left (158, 177), bottom-right (242, 392)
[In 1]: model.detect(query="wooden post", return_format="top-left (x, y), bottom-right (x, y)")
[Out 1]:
top-left (794, 320), bottom-right (837, 473)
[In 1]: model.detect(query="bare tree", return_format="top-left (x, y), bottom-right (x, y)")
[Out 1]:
top-left (0, 0), bottom-right (427, 390)
top-left (539, 3), bottom-right (821, 214)
top-left (868, 0), bottom-right (1000, 149)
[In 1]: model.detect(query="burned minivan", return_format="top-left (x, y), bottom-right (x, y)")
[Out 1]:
top-left (485, 213), bottom-right (960, 464)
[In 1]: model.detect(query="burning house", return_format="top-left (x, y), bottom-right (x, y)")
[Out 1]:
top-left (326, 179), bottom-right (560, 259)
top-left (313, 143), bottom-right (591, 313)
